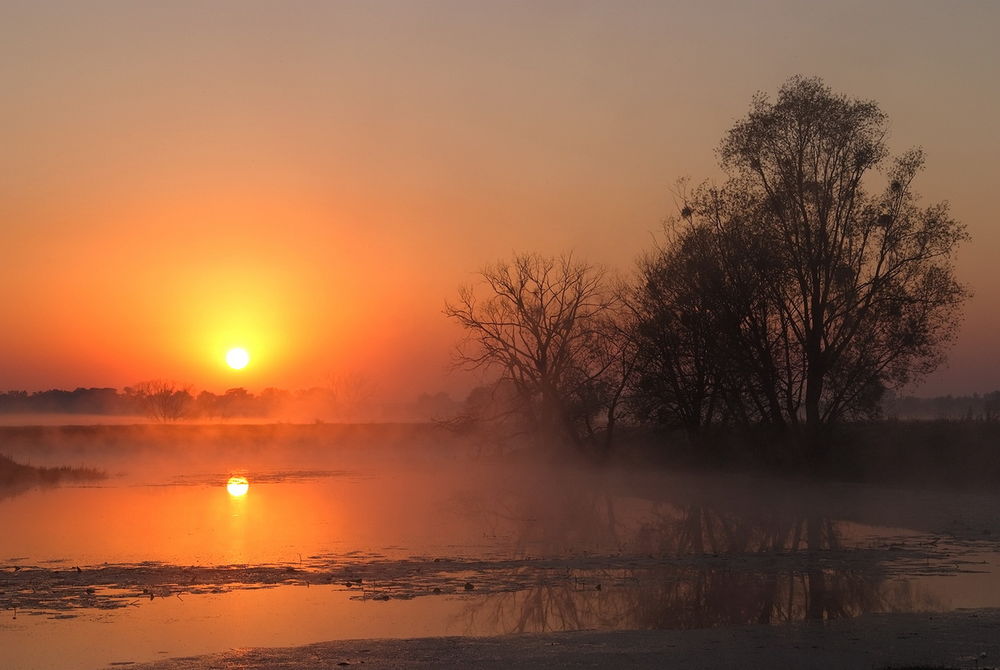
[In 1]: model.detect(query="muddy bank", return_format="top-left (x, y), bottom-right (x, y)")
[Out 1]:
top-left (3, 529), bottom-right (988, 618)
top-left (124, 608), bottom-right (1000, 669)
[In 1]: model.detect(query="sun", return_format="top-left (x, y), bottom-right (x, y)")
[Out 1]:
top-left (226, 347), bottom-right (250, 370)
top-left (226, 476), bottom-right (249, 497)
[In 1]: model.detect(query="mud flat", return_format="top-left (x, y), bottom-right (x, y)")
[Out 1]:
top-left (125, 608), bottom-right (1000, 669)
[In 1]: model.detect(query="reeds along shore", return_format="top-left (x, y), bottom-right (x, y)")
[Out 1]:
top-left (0, 452), bottom-right (105, 487)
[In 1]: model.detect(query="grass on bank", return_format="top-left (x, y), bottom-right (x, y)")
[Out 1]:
top-left (0, 452), bottom-right (106, 488)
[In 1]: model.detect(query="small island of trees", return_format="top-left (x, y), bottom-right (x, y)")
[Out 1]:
top-left (447, 76), bottom-right (970, 469)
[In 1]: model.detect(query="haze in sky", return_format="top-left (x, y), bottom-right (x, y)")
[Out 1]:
top-left (1, 0), bottom-right (997, 400)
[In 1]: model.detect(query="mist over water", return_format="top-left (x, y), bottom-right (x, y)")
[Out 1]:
top-left (3, 424), bottom-right (1000, 668)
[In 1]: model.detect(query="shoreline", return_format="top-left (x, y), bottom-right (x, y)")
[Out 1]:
top-left (126, 608), bottom-right (1000, 669)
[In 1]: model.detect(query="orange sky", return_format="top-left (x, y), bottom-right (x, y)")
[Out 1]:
top-left (1, 1), bottom-right (998, 400)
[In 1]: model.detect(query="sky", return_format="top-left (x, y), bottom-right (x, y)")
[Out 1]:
top-left (1, 0), bottom-right (998, 400)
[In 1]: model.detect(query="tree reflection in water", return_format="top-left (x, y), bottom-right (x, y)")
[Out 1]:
top-left (459, 487), bottom-right (940, 634)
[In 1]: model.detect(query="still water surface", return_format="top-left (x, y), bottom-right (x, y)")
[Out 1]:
top-left (2, 425), bottom-right (1000, 669)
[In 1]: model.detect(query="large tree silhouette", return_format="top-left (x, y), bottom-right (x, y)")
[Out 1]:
top-left (132, 380), bottom-right (193, 422)
top-left (634, 77), bottom-right (968, 453)
top-left (446, 253), bottom-right (624, 448)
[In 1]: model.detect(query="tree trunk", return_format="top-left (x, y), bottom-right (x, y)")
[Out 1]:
top-left (804, 322), bottom-right (826, 465)
top-left (804, 368), bottom-right (823, 431)
top-left (603, 401), bottom-right (617, 458)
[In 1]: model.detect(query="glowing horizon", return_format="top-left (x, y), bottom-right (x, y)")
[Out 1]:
top-left (0, 2), bottom-right (997, 399)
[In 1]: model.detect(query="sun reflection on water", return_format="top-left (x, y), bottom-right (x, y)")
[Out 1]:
top-left (226, 476), bottom-right (250, 497)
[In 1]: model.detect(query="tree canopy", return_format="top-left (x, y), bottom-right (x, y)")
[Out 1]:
top-left (447, 78), bottom-right (969, 462)
top-left (631, 76), bottom-right (968, 451)
top-left (445, 253), bottom-right (627, 448)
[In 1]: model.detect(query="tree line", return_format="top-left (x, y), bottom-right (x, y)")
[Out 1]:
top-left (446, 77), bottom-right (969, 463)
top-left (0, 383), bottom-right (463, 422)
top-left (0, 384), bottom-right (304, 420)
top-left (3, 384), bottom-right (993, 425)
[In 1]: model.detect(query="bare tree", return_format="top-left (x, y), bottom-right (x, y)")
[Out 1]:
top-left (326, 371), bottom-right (376, 421)
top-left (630, 219), bottom-right (732, 436)
top-left (133, 380), bottom-right (193, 422)
top-left (445, 253), bottom-right (623, 449)
top-left (632, 182), bottom-right (800, 438)
top-left (588, 286), bottom-right (642, 452)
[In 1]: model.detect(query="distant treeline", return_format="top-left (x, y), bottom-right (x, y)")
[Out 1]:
top-left (884, 391), bottom-right (1000, 421)
top-left (0, 385), bottom-right (462, 422)
top-left (2, 384), bottom-right (996, 424)
top-left (0, 386), bottom-right (318, 419)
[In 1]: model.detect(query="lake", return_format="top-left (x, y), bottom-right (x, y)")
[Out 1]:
top-left (2, 424), bottom-right (999, 669)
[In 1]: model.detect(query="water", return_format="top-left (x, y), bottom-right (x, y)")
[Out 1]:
top-left (2, 424), bottom-right (1000, 669)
